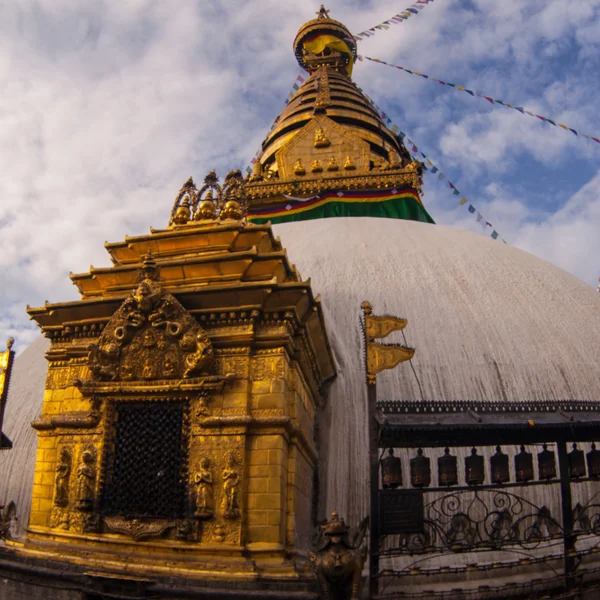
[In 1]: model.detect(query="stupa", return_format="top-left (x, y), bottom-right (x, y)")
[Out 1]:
top-left (1, 6), bottom-right (600, 600)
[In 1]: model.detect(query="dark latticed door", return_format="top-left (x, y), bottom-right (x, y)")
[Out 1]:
top-left (103, 401), bottom-right (188, 519)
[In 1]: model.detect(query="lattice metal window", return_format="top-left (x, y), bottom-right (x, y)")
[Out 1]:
top-left (103, 401), bottom-right (188, 519)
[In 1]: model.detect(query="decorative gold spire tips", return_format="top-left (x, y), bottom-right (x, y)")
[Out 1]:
top-left (362, 301), bottom-right (415, 385)
top-left (168, 170), bottom-right (247, 227)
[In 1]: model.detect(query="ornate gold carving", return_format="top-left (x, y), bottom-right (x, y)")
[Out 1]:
top-left (75, 447), bottom-right (96, 512)
top-left (196, 393), bottom-right (211, 418)
top-left (252, 356), bottom-right (285, 381)
top-left (53, 447), bottom-right (72, 508)
top-left (314, 128), bottom-right (331, 148)
top-left (245, 170), bottom-right (421, 201)
top-left (104, 516), bottom-right (178, 541)
top-left (309, 512), bottom-right (368, 600)
top-left (86, 254), bottom-right (213, 383)
top-left (50, 507), bottom-right (70, 530)
top-left (274, 116), bottom-right (370, 182)
top-left (194, 457), bottom-right (214, 519)
top-left (327, 157), bottom-right (339, 171)
top-left (221, 450), bottom-right (241, 519)
top-left (314, 67), bottom-right (331, 112)
top-left (169, 170), bottom-right (248, 225)
top-left (168, 177), bottom-right (197, 226)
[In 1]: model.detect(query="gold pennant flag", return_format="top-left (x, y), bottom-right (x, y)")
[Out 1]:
top-left (365, 314), bottom-right (408, 340)
top-left (362, 302), bottom-right (415, 384)
top-left (367, 342), bottom-right (415, 379)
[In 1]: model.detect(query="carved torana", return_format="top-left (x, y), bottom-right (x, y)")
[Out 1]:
top-left (87, 254), bottom-right (214, 383)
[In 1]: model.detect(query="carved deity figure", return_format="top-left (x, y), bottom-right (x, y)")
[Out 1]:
top-left (54, 448), bottom-right (71, 507)
top-left (75, 450), bottom-right (96, 512)
top-left (162, 351), bottom-right (179, 378)
top-left (194, 457), bottom-right (213, 519)
top-left (294, 158), bottom-right (306, 176)
top-left (327, 157), bottom-right (339, 171)
top-left (183, 331), bottom-right (213, 378)
top-left (311, 159), bottom-right (323, 173)
top-left (309, 512), bottom-right (368, 600)
top-left (314, 128), bottom-right (330, 148)
top-left (221, 452), bottom-right (240, 519)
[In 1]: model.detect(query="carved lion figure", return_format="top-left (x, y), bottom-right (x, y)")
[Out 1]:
top-left (308, 512), bottom-right (368, 600)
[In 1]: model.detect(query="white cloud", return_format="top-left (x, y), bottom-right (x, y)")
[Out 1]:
top-left (0, 0), bottom-right (599, 345)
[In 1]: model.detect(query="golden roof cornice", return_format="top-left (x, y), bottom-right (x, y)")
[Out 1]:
top-left (245, 169), bottom-right (421, 203)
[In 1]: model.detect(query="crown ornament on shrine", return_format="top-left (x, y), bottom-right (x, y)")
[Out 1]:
top-left (168, 169), bottom-right (247, 227)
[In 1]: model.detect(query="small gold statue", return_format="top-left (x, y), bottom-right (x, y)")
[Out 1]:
top-left (75, 450), bottom-right (96, 512)
top-left (314, 128), bottom-right (331, 148)
top-left (294, 158), bottom-right (306, 176)
top-left (54, 448), bottom-right (71, 508)
top-left (343, 156), bottom-right (356, 170)
top-left (311, 159), bottom-right (323, 173)
top-left (194, 457), bottom-right (213, 519)
top-left (327, 157), bottom-right (339, 171)
top-left (221, 452), bottom-right (240, 519)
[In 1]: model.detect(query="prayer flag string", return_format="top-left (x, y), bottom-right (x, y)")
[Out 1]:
top-left (349, 0), bottom-right (436, 42)
top-left (361, 55), bottom-right (600, 146)
top-left (358, 88), bottom-right (508, 243)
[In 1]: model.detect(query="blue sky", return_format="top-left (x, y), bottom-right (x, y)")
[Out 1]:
top-left (1, 0), bottom-right (599, 347)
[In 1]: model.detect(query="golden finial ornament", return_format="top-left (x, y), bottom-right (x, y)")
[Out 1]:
top-left (294, 159), bottom-right (306, 176)
top-left (311, 159), bottom-right (323, 173)
top-left (314, 128), bottom-right (330, 148)
top-left (173, 197), bottom-right (191, 225)
top-left (343, 156), bottom-right (356, 170)
top-left (168, 176), bottom-right (198, 227)
top-left (220, 198), bottom-right (243, 221)
top-left (327, 157), bottom-right (339, 171)
top-left (194, 190), bottom-right (217, 221)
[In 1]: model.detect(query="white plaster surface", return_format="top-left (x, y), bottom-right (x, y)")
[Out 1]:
top-left (274, 218), bottom-right (600, 523)
top-left (0, 336), bottom-right (49, 529)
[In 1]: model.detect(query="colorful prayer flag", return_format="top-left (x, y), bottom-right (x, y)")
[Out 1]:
top-left (247, 187), bottom-right (434, 225)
